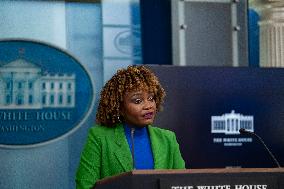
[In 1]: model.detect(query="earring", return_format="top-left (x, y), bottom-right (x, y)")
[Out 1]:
top-left (117, 115), bottom-right (121, 123)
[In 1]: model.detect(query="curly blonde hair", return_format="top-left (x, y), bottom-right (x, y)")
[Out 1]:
top-left (96, 65), bottom-right (166, 127)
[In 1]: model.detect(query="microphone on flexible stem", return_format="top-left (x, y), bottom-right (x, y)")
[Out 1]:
top-left (131, 128), bottom-right (136, 170)
top-left (239, 128), bottom-right (281, 168)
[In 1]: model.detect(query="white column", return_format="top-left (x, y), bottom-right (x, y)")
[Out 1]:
top-left (253, 1), bottom-right (284, 67)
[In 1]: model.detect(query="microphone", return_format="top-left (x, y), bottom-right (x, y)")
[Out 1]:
top-left (131, 127), bottom-right (136, 170)
top-left (239, 128), bottom-right (281, 168)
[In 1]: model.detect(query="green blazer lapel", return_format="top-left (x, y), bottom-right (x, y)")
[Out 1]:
top-left (148, 125), bottom-right (164, 169)
top-left (113, 124), bottom-right (133, 172)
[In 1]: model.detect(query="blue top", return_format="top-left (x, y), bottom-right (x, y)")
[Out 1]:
top-left (123, 124), bottom-right (154, 169)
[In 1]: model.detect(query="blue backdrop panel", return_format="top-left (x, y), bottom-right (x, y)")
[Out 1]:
top-left (148, 65), bottom-right (284, 168)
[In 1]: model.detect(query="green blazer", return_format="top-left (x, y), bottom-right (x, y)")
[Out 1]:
top-left (76, 124), bottom-right (185, 189)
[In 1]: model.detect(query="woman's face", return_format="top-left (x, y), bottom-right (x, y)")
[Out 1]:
top-left (121, 89), bottom-right (157, 127)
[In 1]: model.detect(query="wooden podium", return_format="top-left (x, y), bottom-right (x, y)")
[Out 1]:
top-left (94, 168), bottom-right (284, 189)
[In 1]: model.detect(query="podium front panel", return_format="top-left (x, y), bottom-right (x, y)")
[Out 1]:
top-left (95, 169), bottom-right (284, 189)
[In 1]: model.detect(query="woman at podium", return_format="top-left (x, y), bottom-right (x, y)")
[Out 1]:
top-left (76, 65), bottom-right (185, 189)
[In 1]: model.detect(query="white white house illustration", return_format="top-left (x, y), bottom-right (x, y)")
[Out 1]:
top-left (211, 110), bottom-right (254, 135)
top-left (0, 58), bottom-right (75, 109)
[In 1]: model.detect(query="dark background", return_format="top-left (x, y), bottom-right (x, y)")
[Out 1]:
top-left (149, 65), bottom-right (284, 168)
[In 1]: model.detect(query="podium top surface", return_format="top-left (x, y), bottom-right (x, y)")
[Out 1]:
top-left (129, 168), bottom-right (284, 174)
